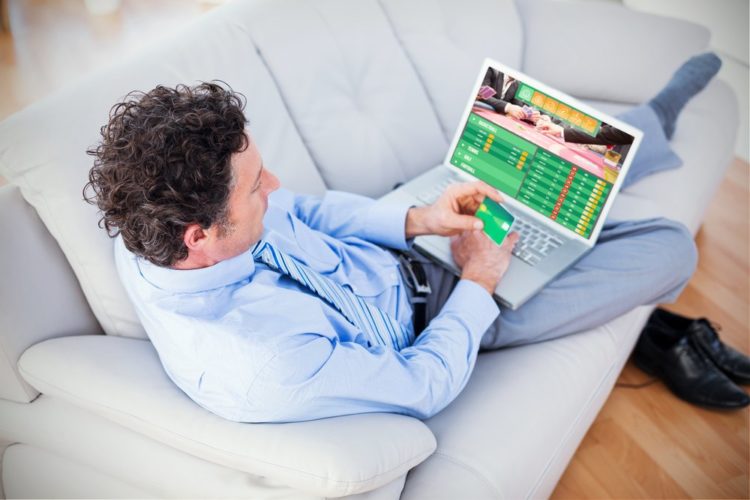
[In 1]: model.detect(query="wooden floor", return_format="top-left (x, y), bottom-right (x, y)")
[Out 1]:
top-left (553, 157), bottom-right (749, 499)
top-left (0, 1), bottom-right (747, 498)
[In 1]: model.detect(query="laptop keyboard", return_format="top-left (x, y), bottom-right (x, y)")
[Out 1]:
top-left (416, 180), bottom-right (562, 267)
top-left (511, 217), bottom-right (563, 266)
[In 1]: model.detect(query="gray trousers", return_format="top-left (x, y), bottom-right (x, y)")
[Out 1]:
top-left (416, 217), bottom-right (696, 350)
top-left (418, 104), bottom-right (697, 349)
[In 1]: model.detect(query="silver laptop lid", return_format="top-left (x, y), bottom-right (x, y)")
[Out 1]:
top-left (443, 58), bottom-right (644, 246)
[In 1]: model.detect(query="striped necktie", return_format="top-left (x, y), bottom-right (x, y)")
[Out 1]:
top-left (252, 239), bottom-right (414, 350)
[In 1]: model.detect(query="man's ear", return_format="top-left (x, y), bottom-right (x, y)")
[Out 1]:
top-left (183, 223), bottom-right (209, 252)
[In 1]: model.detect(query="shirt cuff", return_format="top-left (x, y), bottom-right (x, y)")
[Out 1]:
top-left (440, 279), bottom-right (500, 342)
top-left (362, 198), bottom-right (412, 251)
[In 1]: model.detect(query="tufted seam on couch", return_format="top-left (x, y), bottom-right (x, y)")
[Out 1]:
top-left (307, 0), bottom-right (410, 188)
top-left (227, 21), bottom-right (328, 190)
top-left (375, 0), bottom-right (453, 144)
top-left (16, 363), bottom-right (434, 490)
top-left (513, 0), bottom-right (530, 73)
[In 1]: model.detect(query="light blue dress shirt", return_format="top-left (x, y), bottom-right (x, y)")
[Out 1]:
top-left (115, 188), bottom-right (500, 422)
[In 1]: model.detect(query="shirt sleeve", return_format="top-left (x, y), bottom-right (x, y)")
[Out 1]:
top-left (561, 124), bottom-right (634, 146)
top-left (480, 96), bottom-right (511, 114)
top-left (245, 280), bottom-right (499, 422)
top-left (293, 191), bottom-right (412, 250)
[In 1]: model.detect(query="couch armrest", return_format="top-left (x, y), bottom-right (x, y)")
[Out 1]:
top-left (18, 335), bottom-right (436, 497)
top-left (0, 185), bottom-right (102, 403)
top-left (516, 0), bottom-right (710, 103)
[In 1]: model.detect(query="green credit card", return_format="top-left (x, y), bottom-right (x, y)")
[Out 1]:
top-left (475, 197), bottom-right (515, 246)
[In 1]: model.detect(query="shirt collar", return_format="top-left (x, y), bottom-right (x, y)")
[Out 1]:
top-left (137, 245), bottom-right (258, 294)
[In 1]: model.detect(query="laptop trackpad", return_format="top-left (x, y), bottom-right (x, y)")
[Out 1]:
top-left (493, 260), bottom-right (549, 309)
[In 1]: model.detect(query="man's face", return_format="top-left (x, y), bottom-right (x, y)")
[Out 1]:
top-left (208, 134), bottom-right (280, 262)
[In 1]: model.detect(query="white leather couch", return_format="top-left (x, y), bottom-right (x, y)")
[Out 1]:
top-left (0, 0), bottom-right (738, 498)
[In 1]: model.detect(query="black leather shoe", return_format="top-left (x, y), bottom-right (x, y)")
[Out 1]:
top-left (633, 310), bottom-right (750, 409)
top-left (649, 308), bottom-right (750, 385)
top-left (690, 318), bottom-right (750, 385)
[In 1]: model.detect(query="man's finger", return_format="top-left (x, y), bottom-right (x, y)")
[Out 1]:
top-left (449, 213), bottom-right (483, 231)
top-left (501, 231), bottom-right (520, 250)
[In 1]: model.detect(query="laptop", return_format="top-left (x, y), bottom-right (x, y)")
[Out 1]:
top-left (381, 58), bottom-right (643, 310)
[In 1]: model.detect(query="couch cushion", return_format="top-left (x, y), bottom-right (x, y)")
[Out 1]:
top-left (0, 397), bottom-right (407, 499)
top-left (244, 0), bottom-right (447, 197)
top-left (379, 0), bottom-right (523, 138)
top-left (3, 444), bottom-right (154, 499)
top-left (401, 306), bottom-right (652, 500)
top-left (0, 186), bottom-right (102, 403)
top-left (17, 335), bottom-right (436, 498)
top-left (0, 2), bottom-right (326, 339)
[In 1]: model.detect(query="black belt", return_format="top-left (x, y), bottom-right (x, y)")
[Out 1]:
top-left (394, 252), bottom-right (432, 336)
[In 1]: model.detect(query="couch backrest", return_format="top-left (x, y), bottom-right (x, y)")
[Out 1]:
top-left (380, 0), bottom-right (523, 138)
top-left (516, 0), bottom-right (711, 104)
top-left (243, 0), bottom-right (523, 197)
top-left (244, 0), bottom-right (448, 197)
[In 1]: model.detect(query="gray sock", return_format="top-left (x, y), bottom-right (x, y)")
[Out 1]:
top-left (648, 52), bottom-right (722, 139)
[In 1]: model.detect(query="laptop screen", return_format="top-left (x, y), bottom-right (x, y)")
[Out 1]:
top-left (448, 63), bottom-right (636, 240)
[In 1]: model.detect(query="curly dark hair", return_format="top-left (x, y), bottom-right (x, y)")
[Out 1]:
top-left (84, 82), bottom-right (248, 267)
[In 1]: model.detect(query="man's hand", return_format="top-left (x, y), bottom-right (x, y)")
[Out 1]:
top-left (523, 108), bottom-right (539, 123)
top-left (405, 181), bottom-right (503, 238)
top-left (536, 121), bottom-right (564, 138)
top-left (527, 110), bottom-right (545, 124)
top-left (451, 230), bottom-right (519, 295)
top-left (504, 103), bottom-right (525, 120)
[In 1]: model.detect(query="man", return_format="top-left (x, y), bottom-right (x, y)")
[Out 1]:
top-left (477, 67), bottom-right (526, 119)
top-left (86, 82), bottom-right (527, 423)
top-left (536, 120), bottom-right (634, 147)
top-left (536, 119), bottom-right (635, 168)
top-left (85, 54), bottom-right (730, 423)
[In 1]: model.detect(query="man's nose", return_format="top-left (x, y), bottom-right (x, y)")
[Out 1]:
top-left (264, 170), bottom-right (280, 193)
